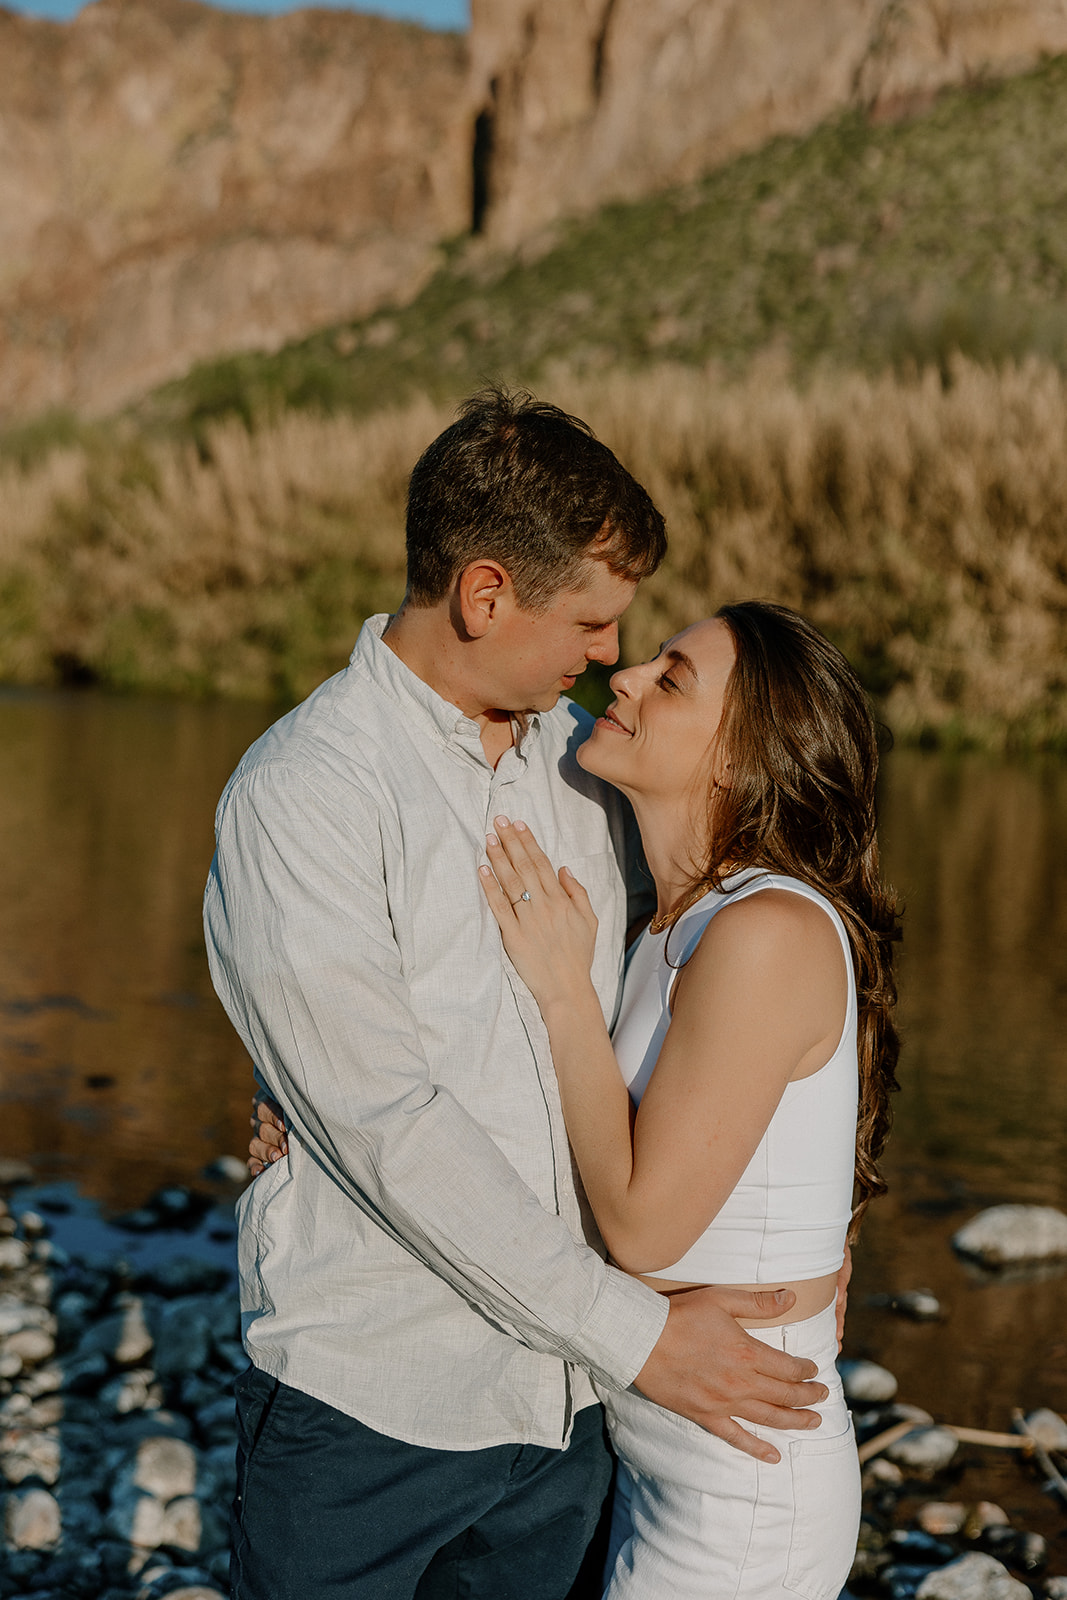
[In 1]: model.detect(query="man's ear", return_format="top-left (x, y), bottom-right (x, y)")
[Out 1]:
top-left (455, 560), bottom-right (514, 639)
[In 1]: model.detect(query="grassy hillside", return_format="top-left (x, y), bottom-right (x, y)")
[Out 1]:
top-left (115, 52), bottom-right (1067, 444)
top-left (3, 360), bottom-right (1066, 749)
top-left (2, 57), bottom-right (1067, 748)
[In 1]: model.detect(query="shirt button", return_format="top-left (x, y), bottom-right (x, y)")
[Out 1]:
top-left (454, 719), bottom-right (468, 735)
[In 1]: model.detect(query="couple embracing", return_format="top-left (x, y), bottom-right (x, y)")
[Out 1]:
top-left (206, 388), bottom-right (900, 1599)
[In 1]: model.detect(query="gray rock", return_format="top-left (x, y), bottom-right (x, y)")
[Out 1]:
top-left (917, 1502), bottom-right (967, 1536)
top-left (22, 1269), bottom-right (54, 1304)
top-left (23, 1395), bottom-right (63, 1428)
top-left (18, 1362), bottom-right (62, 1398)
top-left (107, 1483), bottom-right (167, 1549)
top-left (3, 1485), bottom-right (61, 1548)
top-left (99, 1368), bottom-right (163, 1416)
top-left (202, 1155), bottom-right (249, 1185)
top-left (953, 1205), bottom-right (1067, 1267)
top-left (964, 1502), bottom-right (1011, 1538)
top-left (885, 1425), bottom-right (960, 1476)
top-left (0, 1238), bottom-right (30, 1271)
top-left (3, 1327), bottom-right (55, 1365)
top-left (213, 1337), bottom-right (248, 1374)
top-left (1044, 1579), bottom-right (1067, 1599)
top-left (862, 1456), bottom-right (904, 1488)
top-left (152, 1300), bottom-right (213, 1379)
top-left (158, 1589), bottom-right (226, 1599)
top-left (142, 1580), bottom-right (224, 1600)
top-left (838, 1358), bottom-right (898, 1404)
top-left (130, 1435), bottom-right (198, 1500)
top-left (917, 1552), bottom-right (1030, 1599)
top-left (0, 1159), bottom-right (34, 1185)
top-left (1, 1425), bottom-right (61, 1484)
top-left (159, 1494), bottom-right (202, 1552)
top-left (17, 1211), bottom-right (47, 1239)
top-left (79, 1299), bottom-right (153, 1365)
top-left (0, 1295), bottom-right (51, 1338)
top-left (890, 1288), bottom-right (943, 1321)
top-left (60, 1350), bottom-right (110, 1391)
top-left (894, 1403), bottom-right (936, 1426)
top-left (1023, 1408), bottom-right (1067, 1452)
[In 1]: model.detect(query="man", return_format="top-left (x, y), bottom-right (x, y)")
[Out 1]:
top-left (205, 389), bottom-right (828, 1600)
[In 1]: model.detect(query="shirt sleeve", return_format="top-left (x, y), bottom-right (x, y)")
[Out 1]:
top-left (204, 758), bottom-right (668, 1393)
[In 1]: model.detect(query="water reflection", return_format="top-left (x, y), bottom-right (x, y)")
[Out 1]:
top-left (0, 689), bottom-right (273, 1207)
top-left (1, 693), bottom-right (1065, 1530)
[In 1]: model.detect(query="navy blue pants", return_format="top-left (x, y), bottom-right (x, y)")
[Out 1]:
top-left (231, 1365), bottom-right (614, 1600)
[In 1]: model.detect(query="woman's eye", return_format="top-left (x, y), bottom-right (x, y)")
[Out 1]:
top-left (657, 673), bottom-right (678, 692)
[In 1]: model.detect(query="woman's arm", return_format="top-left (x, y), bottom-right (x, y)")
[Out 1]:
top-left (481, 819), bottom-right (846, 1276)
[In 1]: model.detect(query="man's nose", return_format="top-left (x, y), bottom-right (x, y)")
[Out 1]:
top-left (586, 624), bottom-right (620, 664)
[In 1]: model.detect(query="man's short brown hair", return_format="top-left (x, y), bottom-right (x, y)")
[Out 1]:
top-left (404, 387), bottom-right (667, 611)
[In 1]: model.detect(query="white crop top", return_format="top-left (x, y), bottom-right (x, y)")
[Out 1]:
top-left (611, 870), bottom-right (858, 1284)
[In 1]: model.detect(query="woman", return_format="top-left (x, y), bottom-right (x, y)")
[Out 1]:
top-left (477, 601), bottom-right (900, 1600)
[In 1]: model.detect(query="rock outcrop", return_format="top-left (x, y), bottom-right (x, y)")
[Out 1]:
top-left (469, 0), bottom-right (1067, 247)
top-left (4, 0), bottom-right (1067, 417)
top-left (0, 0), bottom-right (467, 416)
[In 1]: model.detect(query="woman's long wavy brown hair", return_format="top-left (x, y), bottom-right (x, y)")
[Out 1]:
top-left (671, 600), bottom-right (901, 1238)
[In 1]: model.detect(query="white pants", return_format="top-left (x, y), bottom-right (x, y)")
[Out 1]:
top-left (601, 1303), bottom-right (860, 1600)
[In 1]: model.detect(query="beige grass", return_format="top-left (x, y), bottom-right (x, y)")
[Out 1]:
top-left (2, 359), bottom-right (1066, 745)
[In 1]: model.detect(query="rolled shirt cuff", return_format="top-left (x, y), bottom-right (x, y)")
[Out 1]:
top-left (569, 1263), bottom-right (669, 1394)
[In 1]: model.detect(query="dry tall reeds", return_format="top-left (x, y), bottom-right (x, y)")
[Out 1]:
top-left (2, 358), bottom-right (1065, 745)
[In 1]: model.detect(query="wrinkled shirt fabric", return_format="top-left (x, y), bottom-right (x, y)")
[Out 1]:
top-left (204, 614), bottom-right (668, 1451)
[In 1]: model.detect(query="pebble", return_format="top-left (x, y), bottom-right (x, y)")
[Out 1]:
top-left (4, 1485), bottom-right (62, 1549)
top-left (1, 1424), bottom-right (62, 1484)
top-left (203, 1154), bottom-right (249, 1185)
top-left (1, 1172), bottom-right (1050, 1599)
top-left (884, 1425), bottom-right (960, 1476)
top-left (890, 1288), bottom-right (943, 1321)
top-left (952, 1205), bottom-right (1067, 1267)
top-left (0, 1159), bottom-right (34, 1185)
top-left (868, 1288), bottom-right (944, 1321)
top-left (1045, 1580), bottom-right (1067, 1598)
top-left (963, 1502), bottom-right (1011, 1539)
top-left (129, 1435), bottom-right (198, 1499)
top-left (1023, 1407), bottom-right (1067, 1452)
top-left (0, 1237), bottom-right (31, 1270)
top-left (0, 1176), bottom-right (240, 1593)
top-left (100, 1367), bottom-right (164, 1416)
top-left (863, 1456), bottom-right (904, 1489)
top-left (918, 1503), bottom-right (968, 1536)
top-left (838, 1357), bottom-right (898, 1403)
top-left (916, 1552), bottom-right (1031, 1598)
top-left (5, 1325), bottom-right (57, 1363)
top-left (79, 1297), bottom-right (154, 1365)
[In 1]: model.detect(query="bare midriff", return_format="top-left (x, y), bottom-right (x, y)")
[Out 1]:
top-left (634, 1271), bottom-right (840, 1328)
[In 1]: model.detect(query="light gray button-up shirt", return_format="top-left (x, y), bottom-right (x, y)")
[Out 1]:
top-left (204, 614), bottom-right (668, 1451)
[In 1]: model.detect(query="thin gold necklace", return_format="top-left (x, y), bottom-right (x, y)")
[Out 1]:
top-left (648, 881), bottom-right (709, 936)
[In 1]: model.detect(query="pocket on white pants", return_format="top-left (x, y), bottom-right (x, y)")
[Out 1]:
top-left (784, 1415), bottom-right (860, 1600)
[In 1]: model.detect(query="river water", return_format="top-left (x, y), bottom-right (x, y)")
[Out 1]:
top-left (1, 688), bottom-right (1065, 1544)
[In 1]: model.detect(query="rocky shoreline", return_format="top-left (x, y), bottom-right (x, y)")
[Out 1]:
top-left (1, 1178), bottom-right (1065, 1599)
top-left (1, 1178), bottom-right (240, 1599)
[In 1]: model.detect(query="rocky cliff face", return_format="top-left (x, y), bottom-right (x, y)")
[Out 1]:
top-left (3, 0), bottom-right (1067, 419)
top-left (0, 0), bottom-right (467, 416)
top-left (469, 0), bottom-right (1067, 246)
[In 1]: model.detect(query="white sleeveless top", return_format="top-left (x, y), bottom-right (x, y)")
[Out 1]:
top-left (611, 870), bottom-right (858, 1284)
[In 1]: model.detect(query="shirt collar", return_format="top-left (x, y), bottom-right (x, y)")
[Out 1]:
top-left (350, 614), bottom-right (541, 766)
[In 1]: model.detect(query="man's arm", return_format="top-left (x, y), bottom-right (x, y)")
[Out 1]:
top-left (208, 762), bottom-right (826, 1460)
top-left (208, 760), bottom-right (666, 1382)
